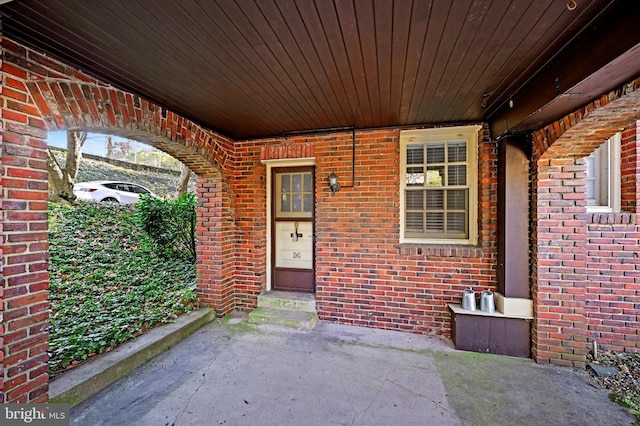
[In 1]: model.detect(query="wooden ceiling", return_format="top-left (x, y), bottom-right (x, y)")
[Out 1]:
top-left (1, 0), bottom-right (639, 140)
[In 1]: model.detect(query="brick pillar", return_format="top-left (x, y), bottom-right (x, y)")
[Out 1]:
top-left (620, 121), bottom-right (640, 213)
top-left (196, 173), bottom-right (235, 315)
top-left (1, 43), bottom-right (51, 401)
top-left (0, 19), bottom-right (4, 401)
top-left (533, 157), bottom-right (587, 367)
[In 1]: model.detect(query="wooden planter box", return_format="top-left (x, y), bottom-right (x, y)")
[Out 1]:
top-left (449, 304), bottom-right (531, 358)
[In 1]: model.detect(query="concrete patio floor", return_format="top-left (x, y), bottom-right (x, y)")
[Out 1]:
top-left (69, 313), bottom-right (635, 425)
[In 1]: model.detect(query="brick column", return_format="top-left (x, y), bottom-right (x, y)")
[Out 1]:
top-left (0, 19), bottom-right (4, 401)
top-left (533, 157), bottom-right (587, 367)
top-left (196, 174), bottom-right (235, 315)
top-left (1, 44), bottom-right (51, 401)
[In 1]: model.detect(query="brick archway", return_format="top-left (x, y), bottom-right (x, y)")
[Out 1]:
top-left (530, 78), bottom-right (640, 367)
top-left (1, 39), bottom-right (238, 402)
top-left (22, 79), bottom-right (240, 313)
top-left (24, 79), bottom-right (232, 177)
top-left (533, 78), bottom-right (640, 160)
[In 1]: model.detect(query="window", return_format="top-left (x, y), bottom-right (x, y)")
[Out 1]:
top-left (584, 132), bottom-right (621, 212)
top-left (400, 126), bottom-right (480, 245)
top-left (275, 171), bottom-right (313, 218)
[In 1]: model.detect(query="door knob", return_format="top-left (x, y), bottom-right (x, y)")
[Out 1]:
top-left (291, 221), bottom-right (302, 241)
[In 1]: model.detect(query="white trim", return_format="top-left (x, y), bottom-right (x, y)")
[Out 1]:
top-left (494, 292), bottom-right (534, 319)
top-left (263, 157), bottom-right (316, 291)
top-left (449, 303), bottom-right (533, 320)
top-left (585, 132), bottom-right (621, 213)
top-left (399, 125), bottom-right (481, 245)
top-left (609, 132), bottom-right (621, 212)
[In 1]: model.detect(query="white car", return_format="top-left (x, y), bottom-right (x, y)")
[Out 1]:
top-left (73, 181), bottom-right (156, 204)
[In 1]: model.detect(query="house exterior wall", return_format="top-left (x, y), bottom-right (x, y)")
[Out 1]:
top-left (237, 127), bottom-right (498, 334)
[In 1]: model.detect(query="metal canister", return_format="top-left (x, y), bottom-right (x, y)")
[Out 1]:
top-left (462, 288), bottom-right (476, 311)
top-left (481, 290), bottom-right (495, 313)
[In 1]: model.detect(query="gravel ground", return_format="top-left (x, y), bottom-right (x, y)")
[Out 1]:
top-left (587, 351), bottom-right (640, 419)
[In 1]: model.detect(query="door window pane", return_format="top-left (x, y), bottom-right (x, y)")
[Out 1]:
top-left (281, 194), bottom-right (290, 212)
top-left (281, 175), bottom-right (290, 192)
top-left (303, 173), bottom-right (312, 192)
top-left (292, 194), bottom-right (302, 212)
top-left (276, 171), bottom-right (313, 218)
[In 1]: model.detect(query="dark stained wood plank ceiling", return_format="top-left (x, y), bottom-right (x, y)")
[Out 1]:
top-left (1, 0), bottom-right (638, 140)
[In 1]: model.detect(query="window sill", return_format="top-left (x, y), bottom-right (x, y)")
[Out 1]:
top-left (399, 244), bottom-right (484, 257)
top-left (587, 212), bottom-right (636, 225)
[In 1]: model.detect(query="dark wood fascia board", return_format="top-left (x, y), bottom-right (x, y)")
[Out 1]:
top-left (488, 1), bottom-right (640, 139)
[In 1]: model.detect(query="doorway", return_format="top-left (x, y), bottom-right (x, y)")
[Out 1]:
top-left (271, 167), bottom-right (315, 292)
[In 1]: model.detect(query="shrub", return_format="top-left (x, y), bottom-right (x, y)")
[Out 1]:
top-left (135, 192), bottom-right (197, 260)
top-left (48, 202), bottom-right (197, 376)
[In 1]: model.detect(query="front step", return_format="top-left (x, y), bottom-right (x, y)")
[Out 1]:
top-left (256, 291), bottom-right (316, 312)
top-left (248, 307), bottom-right (318, 330)
top-left (248, 291), bottom-right (317, 330)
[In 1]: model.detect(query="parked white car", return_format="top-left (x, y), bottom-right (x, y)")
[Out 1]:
top-left (73, 181), bottom-right (156, 204)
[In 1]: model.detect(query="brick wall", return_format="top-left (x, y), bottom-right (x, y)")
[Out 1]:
top-left (586, 213), bottom-right (640, 353)
top-left (584, 124), bottom-right (640, 353)
top-left (232, 126), bottom-right (497, 335)
top-left (0, 18), bottom-right (4, 402)
top-left (620, 123), bottom-right (640, 213)
top-left (532, 78), bottom-right (640, 367)
top-left (1, 41), bottom-right (51, 402)
top-left (230, 139), bottom-right (268, 309)
top-left (196, 173), bottom-right (236, 314)
top-left (532, 157), bottom-right (588, 367)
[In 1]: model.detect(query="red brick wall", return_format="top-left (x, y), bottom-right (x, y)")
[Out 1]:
top-left (621, 123), bottom-right (640, 213)
top-left (532, 79), bottom-right (640, 367)
top-left (584, 124), bottom-right (640, 353)
top-left (1, 42), bottom-right (51, 402)
top-left (196, 173), bottom-right (236, 314)
top-left (233, 126), bottom-right (497, 335)
top-left (532, 157), bottom-right (588, 367)
top-left (586, 213), bottom-right (640, 353)
top-left (0, 19), bottom-right (4, 402)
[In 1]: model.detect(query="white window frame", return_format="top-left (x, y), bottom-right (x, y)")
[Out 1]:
top-left (400, 125), bottom-right (481, 245)
top-left (585, 132), bottom-right (621, 213)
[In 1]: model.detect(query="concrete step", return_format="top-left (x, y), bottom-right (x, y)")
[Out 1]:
top-left (248, 307), bottom-right (318, 330)
top-left (256, 291), bottom-right (316, 313)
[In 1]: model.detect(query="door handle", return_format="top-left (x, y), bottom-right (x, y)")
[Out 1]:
top-left (290, 221), bottom-right (303, 241)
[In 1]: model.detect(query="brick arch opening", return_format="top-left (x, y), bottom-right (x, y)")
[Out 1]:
top-left (1, 39), bottom-right (238, 402)
top-left (530, 78), bottom-right (640, 367)
top-left (25, 80), bottom-right (232, 177)
top-left (19, 57), bottom-right (239, 313)
top-left (534, 79), bottom-right (640, 160)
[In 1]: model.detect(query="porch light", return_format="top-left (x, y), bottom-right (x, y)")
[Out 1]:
top-left (328, 172), bottom-right (340, 193)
